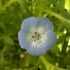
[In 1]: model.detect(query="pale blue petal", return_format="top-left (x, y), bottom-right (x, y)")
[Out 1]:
top-left (37, 17), bottom-right (54, 31)
top-left (27, 42), bottom-right (47, 56)
top-left (18, 17), bottom-right (56, 56)
top-left (45, 31), bottom-right (57, 49)
top-left (21, 17), bottom-right (38, 32)
top-left (18, 31), bottom-right (31, 49)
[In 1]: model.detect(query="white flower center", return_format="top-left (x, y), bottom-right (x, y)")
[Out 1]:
top-left (32, 32), bottom-right (42, 42)
top-left (28, 27), bottom-right (47, 47)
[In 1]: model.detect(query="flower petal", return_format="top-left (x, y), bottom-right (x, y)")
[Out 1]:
top-left (37, 17), bottom-right (54, 31)
top-left (27, 42), bottom-right (48, 56)
top-left (18, 31), bottom-right (31, 49)
top-left (45, 31), bottom-right (57, 49)
top-left (18, 17), bottom-right (57, 56)
top-left (21, 17), bottom-right (38, 33)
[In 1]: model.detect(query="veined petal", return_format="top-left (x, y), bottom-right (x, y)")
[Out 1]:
top-left (37, 17), bottom-right (54, 31)
top-left (27, 41), bottom-right (47, 56)
top-left (18, 31), bottom-right (31, 49)
top-left (21, 17), bottom-right (38, 33)
top-left (45, 31), bottom-right (57, 49)
top-left (18, 17), bottom-right (57, 56)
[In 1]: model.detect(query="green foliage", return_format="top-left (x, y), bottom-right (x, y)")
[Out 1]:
top-left (0, 0), bottom-right (70, 70)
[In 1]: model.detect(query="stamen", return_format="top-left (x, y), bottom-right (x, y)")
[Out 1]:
top-left (42, 33), bottom-right (44, 35)
top-left (34, 40), bottom-right (36, 42)
top-left (32, 36), bottom-right (34, 38)
top-left (31, 31), bottom-right (42, 42)
top-left (30, 27), bottom-right (46, 46)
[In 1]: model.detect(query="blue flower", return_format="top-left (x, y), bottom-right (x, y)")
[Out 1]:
top-left (18, 17), bottom-right (57, 56)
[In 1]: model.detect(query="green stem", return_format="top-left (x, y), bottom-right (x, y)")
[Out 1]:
top-left (24, 55), bottom-right (30, 70)
top-left (40, 55), bottom-right (66, 70)
top-left (43, 8), bottom-right (70, 23)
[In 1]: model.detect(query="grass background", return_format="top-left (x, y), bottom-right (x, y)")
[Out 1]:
top-left (0, 0), bottom-right (70, 70)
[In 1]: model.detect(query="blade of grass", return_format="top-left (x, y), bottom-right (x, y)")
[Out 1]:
top-left (40, 55), bottom-right (66, 70)
top-left (42, 8), bottom-right (70, 24)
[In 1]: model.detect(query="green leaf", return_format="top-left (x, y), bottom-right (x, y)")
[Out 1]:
top-left (40, 55), bottom-right (67, 70)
